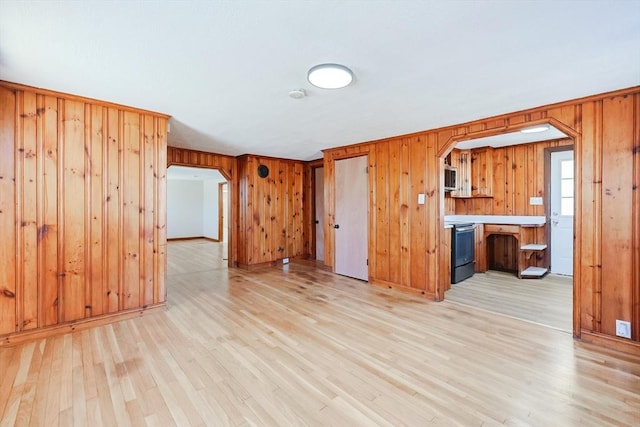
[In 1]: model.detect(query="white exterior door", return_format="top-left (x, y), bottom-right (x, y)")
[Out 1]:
top-left (314, 167), bottom-right (325, 262)
top-left (550, 150), bottom-right (574, 275)
top-left (335, 156), bottom-right (368, 281)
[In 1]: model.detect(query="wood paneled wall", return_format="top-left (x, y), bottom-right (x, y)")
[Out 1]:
top-left (0, 82), bottom-right (168, 343)
top-left (323, 87), bottom-right (640, 352)
top-left (323, 135), bottom-right (441, 298)
top-left (166, 146), bottom-right (238, 267)
top-left (454, 139), bottom-right (573, 216)
top-left (237, 155), bottom-right (308, 267)
top-left (165, 148), bottom-right (310, 268)
top-left (453, 139), bottom-right (573, 270)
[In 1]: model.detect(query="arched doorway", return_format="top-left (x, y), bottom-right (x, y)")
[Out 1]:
top-left (166, 166), bottom-right (230, 292)
top-left (439, 119), bottom-right (580, 335)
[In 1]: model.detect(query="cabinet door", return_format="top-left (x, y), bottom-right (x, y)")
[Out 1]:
top-left (471, 148), bottom-right (493, 197)
top-left (451, 149), bottom-right (471, 197)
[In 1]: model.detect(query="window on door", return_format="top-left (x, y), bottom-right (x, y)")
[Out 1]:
top-left (560, 159), bottom-right (574, 216)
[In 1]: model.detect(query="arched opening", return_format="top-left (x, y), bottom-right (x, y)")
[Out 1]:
top-left (439, 119), bottom-right (580, 335)
top-left (166, 165), bottom-right (231, 294)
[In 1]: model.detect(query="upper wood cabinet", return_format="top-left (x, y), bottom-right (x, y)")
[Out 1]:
top-left (470, 147), bottom-right (493, 197)
top-left (449, 147), bottom-right (493, 198)
top-left (449, 149), bottom-right (470, 197)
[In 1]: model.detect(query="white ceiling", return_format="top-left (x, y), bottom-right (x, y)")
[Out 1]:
top-left (1, 1), bottom-right (638, 161)
top-left (456, 125), bottom-right (568, 150)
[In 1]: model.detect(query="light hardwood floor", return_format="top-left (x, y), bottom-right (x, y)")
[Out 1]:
top-left (1, 239), bottom-right (638, 426)
top-left (445, 271), bottom-right (573, 332)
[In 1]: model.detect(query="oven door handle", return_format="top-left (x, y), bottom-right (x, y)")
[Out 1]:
top-left (455, 226), bottom-right (475, 232)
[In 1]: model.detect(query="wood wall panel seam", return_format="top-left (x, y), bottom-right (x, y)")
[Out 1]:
top-left (15, 90), bottom-right (24, 333)
top-left (592, 99), bottom-right (603, 333)
top-left (138, 113), bottom-right (145, 309)
top-left (118, 109), bottom-right (125, 312)
top-left (84, 102), bottom-right (92, 320)
top-left (56, 97), bottom-right (65, 325)
top-left (36, 94), bottom-right (44, 328)
top-left (101, 106), bottom-right (109, 315)
top-left (633, 93), bottom-right (640, 341)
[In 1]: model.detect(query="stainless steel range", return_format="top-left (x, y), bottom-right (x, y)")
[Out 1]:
top-left (451, 223), bottom-right (475, 284)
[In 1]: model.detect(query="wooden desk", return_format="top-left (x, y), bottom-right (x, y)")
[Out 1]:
top-left (482, 223), bottom-right (547, 278)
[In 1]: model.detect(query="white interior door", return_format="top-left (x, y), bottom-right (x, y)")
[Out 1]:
top-left (335, 156), bottom-right (368, 281)
top-left (550, 150), bottom-right (574, 275)
top-left (315, 167), bottom-right (325, 262)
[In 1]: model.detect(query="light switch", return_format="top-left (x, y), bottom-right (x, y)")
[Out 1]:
top-left (530, 197), bottom-right (543, 206)
top-left (418, 193), bottom-right (425, 205)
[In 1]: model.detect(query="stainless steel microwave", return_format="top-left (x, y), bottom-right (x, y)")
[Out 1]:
top-left (444, 166), bottom-right (457, 191)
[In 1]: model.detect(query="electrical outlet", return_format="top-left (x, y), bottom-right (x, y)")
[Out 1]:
top-left (529, 197), bottom-right (543, 206)
top-left (282, 258), bottom-right (289, 264)
top-left (417, 193), bottom-right (425, 205)
top-left (616, 320), bottom-right (631, 339)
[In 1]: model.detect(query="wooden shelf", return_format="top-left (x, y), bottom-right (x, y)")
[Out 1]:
top-left (521, 266), bottom-right (548, 278)
top-left (521, 244), bottom-right (547, 251)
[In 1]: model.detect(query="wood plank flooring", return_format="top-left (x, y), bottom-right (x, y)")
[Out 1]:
top-left (1, 239), bottom-right (639, 426)
top-left (445, 271), bottom-right (573, 332)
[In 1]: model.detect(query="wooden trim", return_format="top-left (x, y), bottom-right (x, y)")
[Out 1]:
top-left (580, 330), bottom-right (640, 356)
top-left (308, 163), bottom-right (325, 261)
top-left (309, 163), bottom-right (317, 260)
top-left (218, 181), bottom-right (227, 243)
top-left (0, 80), bottom-right (170, 118)
top-left (307, 158), bottom-right (323, 168)
top-left (0, 303), bottom-right (166, 347)
top-left (437, 117), bottom-right (579, 158)
top-left (166, 150), bottom-right (236, 268)
top-left (634, 93), bottom-right (640, 342)
top-left (167, 157), bottom-right (232, 181)
top-left (166, 147), bottom-right (234, 180)
top-left (235, 153), bottom-right (308, 164)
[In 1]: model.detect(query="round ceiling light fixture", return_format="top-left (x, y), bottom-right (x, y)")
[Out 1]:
top-left (307, 63), bottom-right (354, 89)
top-left (520, 125), bottom-right (550, 134)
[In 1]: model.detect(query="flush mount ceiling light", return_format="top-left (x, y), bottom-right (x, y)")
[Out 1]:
top-left (307, 63), bottom-right (354, 89)
top-left (520, 125), bottom-right (550, 134)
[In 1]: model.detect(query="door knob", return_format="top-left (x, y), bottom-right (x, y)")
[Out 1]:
top-left (334, 224), bottom-right (340, 229)
top-left (315, 220), bottom-right (319, 224)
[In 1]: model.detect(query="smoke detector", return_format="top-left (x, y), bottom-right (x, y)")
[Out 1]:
top-left (288, 89), bottom-right (306, 99)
